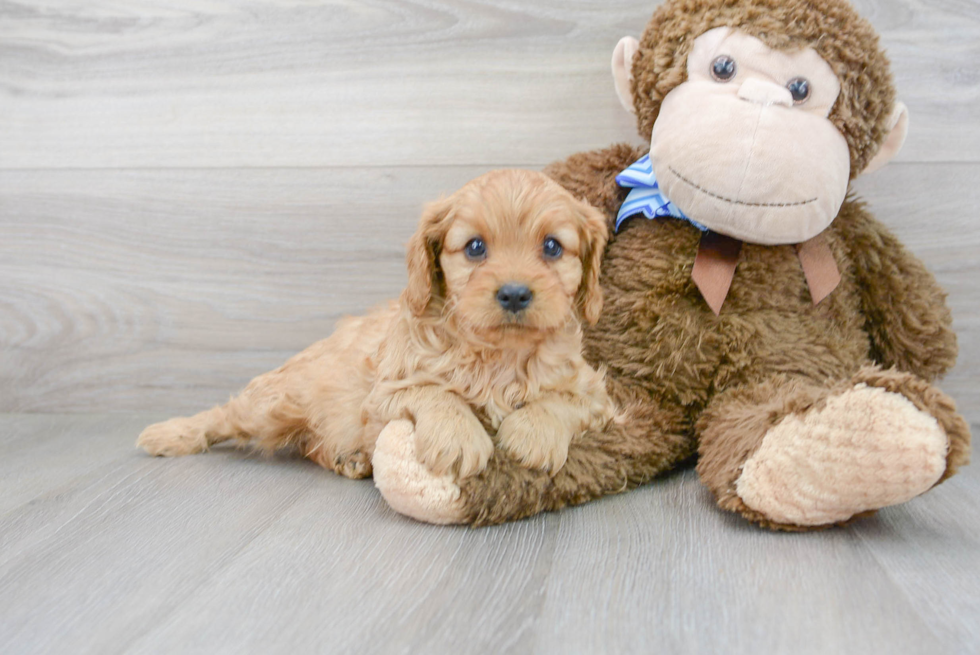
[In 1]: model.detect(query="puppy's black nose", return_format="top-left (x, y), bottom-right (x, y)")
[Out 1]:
top-left (497, 284), bottom-right (533, 313)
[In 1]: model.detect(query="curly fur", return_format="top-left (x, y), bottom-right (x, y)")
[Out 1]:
top-left (138, 170), bottom-right (619, 480)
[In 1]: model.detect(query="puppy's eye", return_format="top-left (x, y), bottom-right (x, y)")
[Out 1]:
top-left (464, 237), bottom-right (487, 261)
top-left (542, 237), bottom-right (563, 260)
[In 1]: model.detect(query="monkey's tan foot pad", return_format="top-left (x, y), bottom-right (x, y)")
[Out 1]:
top-left (735, 384), bottom-right (948, 526)
top-left (373, 420), bottom-right (467, 525)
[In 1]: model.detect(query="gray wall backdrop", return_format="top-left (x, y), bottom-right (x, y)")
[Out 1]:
top-left (1, 0), bottom-right (977, 423)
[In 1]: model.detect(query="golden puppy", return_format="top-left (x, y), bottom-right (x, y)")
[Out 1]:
top-left (138, 170), bottom-right (616, 479)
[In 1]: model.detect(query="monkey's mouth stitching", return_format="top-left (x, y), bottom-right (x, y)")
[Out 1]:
top-left (668, 166), bottom-right (817, 208)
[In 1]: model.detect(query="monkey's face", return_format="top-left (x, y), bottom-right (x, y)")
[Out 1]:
top-left (648, 27), bottom-right (851, 245)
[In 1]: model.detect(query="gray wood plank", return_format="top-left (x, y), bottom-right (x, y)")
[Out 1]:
top-left (124, 492), bottom-right (559, 655)
top-left (0, 435), bottom-right (318, 653)
top-left (0, 413), bottom-right (165, 514)
top-left (854, 451), bottom-right (980, 652)
top-left (531, 472), bottom-right (952, 655)
top-left (1, 0), bottom-right (978, 169)
top-left (1, 414), bottom-right (976, 655)
top-left (0, 166), bottom-right (489, 414)
top-left (3, 163), bottom-right (977, 421)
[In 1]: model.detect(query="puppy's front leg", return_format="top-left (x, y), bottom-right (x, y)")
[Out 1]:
top-left (387, 386), bottom-right (494, 478)
top-left (497, 392), bottom-right (605, 474)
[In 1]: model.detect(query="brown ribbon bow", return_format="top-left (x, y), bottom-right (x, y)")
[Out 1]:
top-left (691, 232), bottom-right (841, 315)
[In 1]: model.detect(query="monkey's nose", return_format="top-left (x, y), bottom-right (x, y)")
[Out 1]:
top-left (497, 284), bottom-right (533, 313)
top-left (737, 77), bottom-right (793, 108)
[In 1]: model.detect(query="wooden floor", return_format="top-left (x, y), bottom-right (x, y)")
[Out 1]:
top-left (2, 1), bottom-right (980, 653)
top-left (1, 414), bottom-right (979, 654)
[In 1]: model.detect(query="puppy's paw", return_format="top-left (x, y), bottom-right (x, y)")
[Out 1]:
top-left (414, 408), bottom-right (493, 478)
top-left (334, 449), bottom-right (373, 479)
top-left (137, 418), bottom-right (208, 457)
top-left (497, 405), bottom-right (573, 474)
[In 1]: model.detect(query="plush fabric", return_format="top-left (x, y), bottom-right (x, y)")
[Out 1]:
top-left (735, 383), bottom-right (948, 526)
top-left (373, 0), bottom-right (971, 531)
top-left (646, 27), bottom-right (852, 244)
top-left (453, 142), bottom-right (969, 528)
top-left (631, 0), bottom-right (897, 177)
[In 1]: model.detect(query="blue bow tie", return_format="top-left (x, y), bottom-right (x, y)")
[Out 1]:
top-left (615, 155), bottom-right (709, 233)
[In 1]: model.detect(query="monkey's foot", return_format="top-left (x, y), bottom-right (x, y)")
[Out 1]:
top-left (735, 383), bottom-right (948, 526)
top-left (373, 420), bottom-right (466, 525)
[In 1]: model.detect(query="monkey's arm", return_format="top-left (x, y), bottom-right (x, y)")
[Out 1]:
top-left (835, 200), bottom-right (957, 381)
top-left (544, 143), bottom-right (648, 229)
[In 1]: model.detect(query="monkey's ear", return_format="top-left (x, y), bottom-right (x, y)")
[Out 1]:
top-left (575, 201), bottom-right (609, 325)
top-left (404, 196), bottom-right (455, 316)
top-left (612, 36), bottom-right (640, 115)
top-left (862, 102), bottom-right (910, 175)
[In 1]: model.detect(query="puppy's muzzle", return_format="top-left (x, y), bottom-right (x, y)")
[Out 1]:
top-left (496, 284), bottom-right (533, 313)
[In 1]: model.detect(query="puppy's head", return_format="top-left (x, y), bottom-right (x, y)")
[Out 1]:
top-left (404, 170), bottom-right (607, 344)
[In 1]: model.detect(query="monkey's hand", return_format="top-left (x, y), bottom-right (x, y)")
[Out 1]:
top-left (835, 204), bottom-right (957, 381)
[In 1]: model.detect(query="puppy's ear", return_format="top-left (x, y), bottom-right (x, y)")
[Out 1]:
top-left (404, 195), bottom-right (455, 316)
top-left (574, 200), bottom-right (609, 325)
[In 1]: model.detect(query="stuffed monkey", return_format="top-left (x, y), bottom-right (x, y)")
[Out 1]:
top-left (372, 0), bottom-right (971, 530)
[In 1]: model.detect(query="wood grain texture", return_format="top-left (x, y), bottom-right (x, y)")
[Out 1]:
top-left (0, 166), bottom-right (488, 413)
top-left (533, 478), bottom-right (944, 655)
top-left (854, 461), bottom-right (980, 651)
top-left (1, 414), bottom-right (978, 654)
top-left (0, 413), bottom-right (165, 514)
top-left (1, 0), bottom-right (979, 169)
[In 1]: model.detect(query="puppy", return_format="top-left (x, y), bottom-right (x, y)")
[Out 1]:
top-left (138, 170), bottom-right (617, 479)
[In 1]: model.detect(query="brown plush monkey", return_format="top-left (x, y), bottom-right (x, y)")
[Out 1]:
top-left (371, 0), bottom-right (971, 530)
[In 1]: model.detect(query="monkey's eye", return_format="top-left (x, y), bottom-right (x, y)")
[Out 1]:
top-left (542, 237), bottom-right (563, 260)
top-left (464, 237), bottom-right (487, 261)
top-left (787, 77), bottom-right (811, 104)
top-left (710, 55), bottom-right (737, 82)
